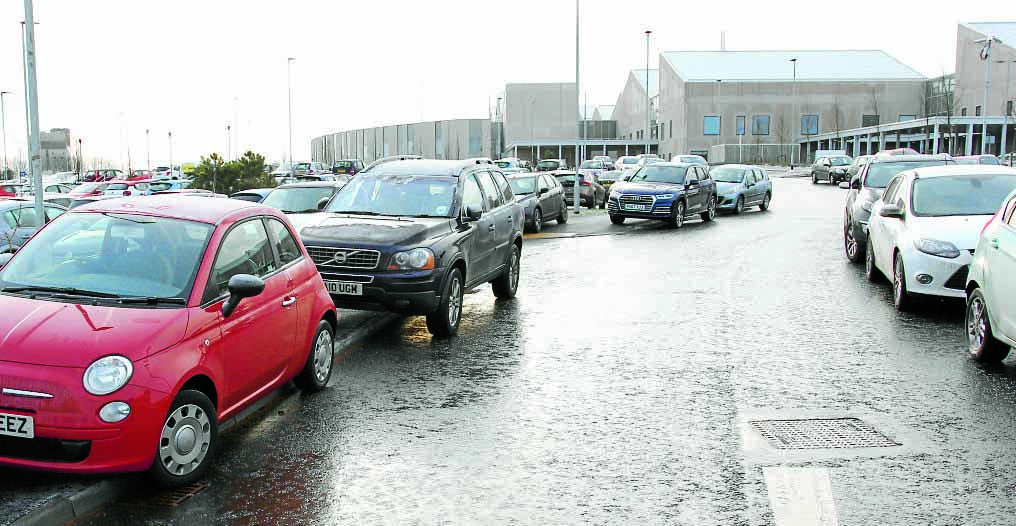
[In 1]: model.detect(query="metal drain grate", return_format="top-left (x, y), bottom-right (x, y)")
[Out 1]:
top-left (750, 418), bottom-right (901, 450)
top-left (157, 482), bottom-right (209, 507)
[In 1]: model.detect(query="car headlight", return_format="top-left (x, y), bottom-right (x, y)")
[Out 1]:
top-left (861, 200), bottom-right (874, 213)
top-left (609, 189), bottom-right (619, 199)
top-left (655, 194), bottom-right (674, 200)
top-left (83, 356), bottom-right (133, 396)
top-left (914, 238), bottom-right (961, 259)
top-left (388, 248), bottom-right (435, 270)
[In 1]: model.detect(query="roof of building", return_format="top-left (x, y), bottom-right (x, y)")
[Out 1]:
top-left (661, 50), bottom-right (925, 82)
top-left (630, 69), bottom-right (659, 97)
top-left (593, 105), bottom-right (615, 120)
top-left (963, 22), bottom-right (1016, 48)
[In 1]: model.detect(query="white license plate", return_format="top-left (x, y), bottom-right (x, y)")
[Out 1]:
top-left (0, 413), bottom-right (34, 439)
top-left (622, 204), bottom-right (650, 211)
top-left (325, 281), bottom-right (363, 296)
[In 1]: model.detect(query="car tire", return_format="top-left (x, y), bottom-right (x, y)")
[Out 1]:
top-left (586, 195), bottom-right (596, 210)
top-left (293, 320), bottom-right (334, 393)
top-left (491, 244), bottom-right (521, 300)
top-left (667, 201), bottom-right (685, 229)
top-left (426, 268), bottom-right (464, 337)
top-left (759, 192), bottom-right (771, 211)
top-left (733, 196), bottom-right (744, 215)
top-left (700, 195), bottom-right (716, 221)
top-left (892, 252), bottom-right (913, 311)
top-left (865, 239), bottom-right (880, 282)
top-left (530, 208), bottom-right (543, 233)
top-left (599, 193), bottom-right (606, 209)
top-left (966, 288), bottom-right (1011, 363)
top-left (844, 222), bottom-right (862, 263)
top-left (811, 172), bottom-right (818, 184)
top-left (557, 207), bottom-right (569, 224)
top-left (149, 390), bottom-right (219, 488)
top-left (610, 215), bottom-right (625, 225)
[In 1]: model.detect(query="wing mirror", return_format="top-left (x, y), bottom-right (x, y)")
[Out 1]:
top-left (880, 204), bottom-right (905, 219)
top-left (822, 160), bottom-right (832, 167)
top-left (838, 181), bottom-right (851, 189)
top-left (317, 197), bottom-right (330, 210)
top-left (221, 274), bottom-right (266, 318)
top-left (463, 205), bottom-right (483, 222)
top-left (0, 252), bottom-right (13, 269)
top-left (686, 179), bottom-right (700, 187)
top-left (539, 187), bottom-right (549, 195)
top-left (850, 178), bottom-right (861, 190)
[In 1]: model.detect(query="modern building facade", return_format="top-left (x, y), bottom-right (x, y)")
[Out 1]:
top-left (40, 128), bottom-right (71, 173)
top-left (311, 119), bottom-right (493, 166)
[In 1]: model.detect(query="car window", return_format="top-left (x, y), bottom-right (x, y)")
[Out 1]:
top-left (492, 171), bottom-right (514, 202)
top-left (265, 217), bottom-right (302, 266)
top-left (205, 219), bottom-right (277, 302)
top-left (699, 168), bottom-right (711, 181)
top-left (13, 207), bottom-right (41, 228)
top-left (476, 171), bottom-right (503, 209)
top-left (1001, 198), bottom-right (1016, 226)
top-left (882, 176), bottom-right (903, 205)
top-left (461, 174), bottom-right (484, 212)
top-left (538, 175), bottom-right (551, 192)
top-left (44, 206), bottom-right (64, 222)
top-left (1, 210), bottom-right (16, 229)
top-left (1006, 199), bottom-right (1016, 227)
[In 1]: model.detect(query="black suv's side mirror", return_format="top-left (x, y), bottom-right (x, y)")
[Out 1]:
top-left (880, 204), bottom-right (905, 219)
top-left (222, 274), bottom-right (265, 318)
top-left (463, 205), bottom-right (483, 222)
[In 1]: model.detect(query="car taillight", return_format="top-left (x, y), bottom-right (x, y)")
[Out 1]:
top-left (581, 179), bottom-right (592, 186)
top-left (123, 190), bottom-right (132, 196)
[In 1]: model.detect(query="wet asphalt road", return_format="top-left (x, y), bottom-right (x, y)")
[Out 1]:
top-left (16, 177), bottom-right (1016, 524)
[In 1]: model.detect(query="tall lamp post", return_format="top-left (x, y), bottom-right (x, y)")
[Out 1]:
top-left (168, 131), bottom-right (173, 179)
top-left (287, 57), bottom-right (295, 167)
top-left (975, 36), bottom-right (1000, 154)
top-left (573, 0), bottom-right (581, 214)
top-left (790, 57), bottom-right (797, 169)
top-left (996, 59), bottom-right (1015, 165)
top-left (22, 1), bottom-right (44, 221)
top-left (644, 30), bottom-right (652, 156)
top-left (0, 91), bottom-right (10, 180)
top-left (145, 128), bottom-right (150, 172)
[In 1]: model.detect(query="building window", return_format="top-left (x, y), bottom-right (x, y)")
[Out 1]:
top-left (669, 120), bottom-right (673, 138)
top-left (862, 114), bottom-right (879, 127)
top-left (1008, 100), bottom-right (1014, 117)
top-left (751, 115), bottom-right (770, 136)
top-left (736, 116), bottom-right (746, 136)
top-left (703, 116), bottom-right (721, 136)
top-left (898, 114), bottom-right (916, 122)
top-left (801, 115), bottom-right (819, 136)
top-left (961, 107), bottom-right (967, 116)
top-left (975, 105), bottom-right (982, 116)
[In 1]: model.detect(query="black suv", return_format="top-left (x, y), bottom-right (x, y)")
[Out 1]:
top-left (842, 154), bottom-right (953, 263)
top-left (299, 158), bottom-right (525, 336)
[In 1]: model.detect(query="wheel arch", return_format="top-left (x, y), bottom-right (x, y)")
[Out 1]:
top-left (179, 374), bottom-right (219, 409)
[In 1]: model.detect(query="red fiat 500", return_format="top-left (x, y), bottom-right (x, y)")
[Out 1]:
top-left (0, 196), bottom-right (337, 487)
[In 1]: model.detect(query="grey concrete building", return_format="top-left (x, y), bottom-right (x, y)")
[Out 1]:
top-left (954, 22), bottom-right (1016, 156)
top-left (40, 128), bottom-right (71, 174)
top-left (611, 69), bottom-right (659, 150)
top-left (658, 50), bottom-right (926, 164)
top-left (311, 119), bottom-right (492, 166)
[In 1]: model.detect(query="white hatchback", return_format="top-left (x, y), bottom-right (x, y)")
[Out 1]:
top-left (865, 165), bottom-right (1016, 311)
top-left (965, 189), bottom-right (1016, 362)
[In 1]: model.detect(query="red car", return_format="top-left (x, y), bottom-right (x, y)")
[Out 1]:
top-left (128, 169), bottom-right (154, 181)
top-left (81, 169), bottom-right (123, 183)
top-left (0, 196), bottom-right (338, 486)
top-left (68, 182), bottom-right (110, 197)
top-left (0, 183), bottom-right (26, 197)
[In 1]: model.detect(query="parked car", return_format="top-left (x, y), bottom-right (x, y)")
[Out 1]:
top-left (712, 164), bottom-right (772, 214)
top-left (154, 189), bottom-right (226, 198)
top-left (44, 171), bottom-right (78, 184)
top-left (672, 155), bottom-right (708, 167)
top-left (36, 184), bottom-right (75, 195)
top-left (229, 188), bottom-right (273, 203)
top-left (298, 158), bottom-right (524, 336)
top-left (508, 173), bottom-right (568, 233)
top-left (846, 155), bottom-right (872, 180)
top-left (607, 162), bottom-right (717, 227)
top-left (68, 182), bottom-right (111, 198)
top-left (181, 162), bottom-right (198, 177)
top-left (81, 169), bottom-right (122, 183)
top-left (494, 158), bottom-right (529, 174)
top-left (261, 180), bottom-right (349, 228)
top-left (0, 200), bottom-right (65, 252)
top-left (103, 180), bottom-right (152, 197)
top-left (331, 159), bottom-right (364, 176)
top-left (811, 155), bottom-right (853, 184)
top-left (577, 160), bottom-right (608, 181)
top-left (0, 196), bottom-right (337, 486)
top-left (554, 170), bottom-right (605, 209)
top-left (147, 180), bottom-right (194, 193)
top-left (67, 195), bottom-right (120, 209)
top-left (954, 155), bottom-right (1001, 165)
top-left (537, 159), bottom-right (567, 172)
top-left (597, 169), bottom-right (624, 190)
top-left (152, 166), bottom-right (183, 180)
top-left (865, 165), bottom-right (1016, 311)
top-left (1, 183), bottom-right (24, 197)
top-left (128, 170), bottom-right (155, 181)
top-left (292, 162), bottom-right (327, 178)
top-left (593, 155), bottom-right (613, 169)
top-left (614, 155), bottom-right (640, 171)
top-left (271, 163), bottom-right (296, 184)
top-left (965, 188), bottom-right (1016, 362)
top-left (1000, 153), bottom-right (1016, 167)
top-left (842, 154), bottom-right (954, 263)
top-left (877, 148), bottom-right (920, 157)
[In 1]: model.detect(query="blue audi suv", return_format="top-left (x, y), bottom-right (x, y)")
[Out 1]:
top-left (606, 162), bottom-right (717, 228)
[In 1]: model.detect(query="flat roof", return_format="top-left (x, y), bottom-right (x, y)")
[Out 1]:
top-left (662, 50), bottom-right (925, 82)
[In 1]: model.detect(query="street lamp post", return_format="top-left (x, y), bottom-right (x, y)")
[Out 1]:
top-left (573, 0), bottom-right (581, 214)
top-left (22, 1), bottom-right (44, 222)
top-left (976, 36), bottom-right (1000, 154)
top-left (168, 131), bottom-right (173, 179)
top-left (0, 91), bottom-right (10, 180)
top-left (790, 58), bottom-right (797, 169)
top-left (145, 128), bottom-right (150, 172)
top-left (996, 59), bottom-right (1015, 165)
top-left (287, 57), bottom-right (295, 167)
top-left (644, 30), bottom-right (652, 156)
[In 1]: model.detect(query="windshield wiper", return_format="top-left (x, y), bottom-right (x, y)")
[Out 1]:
top-left (100, 212), bottom-right (156, 224)
top-left (331, 210), bottom-right (381, 216)
top-left (117, 296), bottom-right (187, 305)
top-left (289, 208), bottom-right (320, 214)
top-left (0, 285), bottom-right (121, 298)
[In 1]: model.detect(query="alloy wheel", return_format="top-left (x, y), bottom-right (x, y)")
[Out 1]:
top-left (313, 329), bottom-right (333, 383)
top-left (159, 404), bottom-right (212, 477)
top-left (448, 276), bottom-right (462, 326)
top-left (967, 296), bottom-right (986, 352)
top-left (845, 228), bottom-right (858, 259)
top-left (510, 248), bottom-right (520, 291)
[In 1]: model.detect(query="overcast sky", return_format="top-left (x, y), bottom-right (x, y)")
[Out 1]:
top-left (1, 0), bottom-right (1014, 167)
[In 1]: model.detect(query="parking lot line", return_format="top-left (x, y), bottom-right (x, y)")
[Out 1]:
top-left (764, 467), bottom-right (840, 526)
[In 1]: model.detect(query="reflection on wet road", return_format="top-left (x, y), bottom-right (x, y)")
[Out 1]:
top-left (67, 178), bottom-right (1016, 524)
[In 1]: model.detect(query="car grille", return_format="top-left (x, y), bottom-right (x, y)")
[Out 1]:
top-left (618, 194), bottom-right (654, 204)
top-left (944, 265), bottom-right (969, 290)
top-left (306, 246), bottom-right (381, 270)
top-left (0, 435), bottom-right (91, 463)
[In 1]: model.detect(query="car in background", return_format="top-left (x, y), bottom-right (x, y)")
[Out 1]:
top-left (128, 170), bottom-right (155, 181)
top-left (261, 180), bottom-right (349, 226)
top-left (34, 184), bottom-right (75, 195)
top-left (672, 155), bottom-right (708, 167)
top-left (271, 163), bottom-right (296, 184)
top-left (68, 182), bottom-right (111, 198)
top-left (593, 155), bottom-right (613, 169)
top-left (965, 188), bottom-right (1016, 363)
top-left (712, 164), bottom-right (772, 214)
top-left (0, 196), bottom-right (337, 486)
top-left (1, 183), bottom-right (29, 197)
top-left (597, 169), bottom-right (626, 190)
top-left (954, 155), bottom-right (1001, 166)
top-left (846, 155), bottom-right (872, 180)
top-left (877, 148), bottom-right (920, 157)
top-left (152, 166), bottom-right (183, 180)
top-left (865, 165), bottom-right (1016, 311)
top-left (607, 162), bottom-right (717, 228)
top-left (811, 155), bottom-right (852, 184)
top-left (153, 189), bottom-right (226, 198)
top-left (181, 162), bottom-right (198, 177)
top-left (577, 160), bottom-right (608, 181)
top-left (103, 180), bottom-right (152, 197)
top-left (537, 159), bottom-right (568, 172)
top-left (0, 200), bottom-right (65, 253)
top-left (554, 170), bottom-right (605, 210)
top-left (67, 195), bottom-right (120, 209)
top-left (636, 156), bottom-right (665, 167)
top-left (292, 162), bottom-right (327, 178)
top-left (81, 169), bottom-right (122, 183)
top-left (494, 158), bottom-right (529, 174)
top-left (1000, 153), bottom-right (1015, 167)
top-left (147, 180), bottom-right (194, 194)
top-left (298, 158), bottom-right (524, 336)
top-left (44, 171), bottom-right (78, 184)
top-left (615, 155), bottom-right (640, 171)
top-left (508, 172), bottom-right (568, 233)
top-left (229, 188), bottom-right (273, 203)
top-left (841, 154), bottom-right (954, 264)
top-left (331, 159), bottom-right (364, 176)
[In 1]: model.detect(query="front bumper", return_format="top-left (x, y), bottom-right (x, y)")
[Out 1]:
top-left (606, 196), bottom-right (674, 219)
top-left (716, 193), bottom-right (743, 210)
top-left (322, 267), bottom-right (448, 315)
top-left (902, 248), bottom-right (973, 299)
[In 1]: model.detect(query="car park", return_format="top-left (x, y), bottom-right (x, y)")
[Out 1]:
top-left (229, 188), bottom-right (273, 203)
top-left (712, 164), bottom-right (772, 214)
top-left (954, 155), bottom-right (1000, 165)
top-left (508, 172), bottom-right (568, 233)
top-left (537, 159), bottom-right (568, 172)
top-left (152, 166), bottom-right (183, 180)
top-left (0, 200), bottom-right (66, 253)
top-left (614, 155), bottom-right (639, 171)
top-left (811, 155), bottom-right (852, 184)
top-left (965, 188), bottom-right (1016, 363)
top-left (554, 170), bottom-right (605, 209)
top-left (592, 155), bottom-right (613, 169)
top-left (81, 169), bottom-right (123, 183)
top-left (103, 180), bottom-right (152, 197)
top-left (147, 180), bottom-right (194, 193)
top-left (607, 162), bottom-right (717, 227)
top-left (331, 159), bottom-right (364, 176)
top-left (842, 154), bottom-right (954, 263)
top-left (865, 165), bottom-right (1016, 311)
top-left (299, 158), bottom-right (524, 336)
top-left (0, 196), bottom-right (337, 486)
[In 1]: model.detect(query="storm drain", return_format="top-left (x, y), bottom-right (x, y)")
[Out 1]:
top-left (750, 418), bottom-right (901, 450)
top-left (157, 482), bottom-right (209, 507)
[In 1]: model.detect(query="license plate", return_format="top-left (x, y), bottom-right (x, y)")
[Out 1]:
top-left (325, 281), bottom-right (363, 296)
top-left (623, 204), bottom-right (650, 211)
top-left (0, 413), bottom-right (34, 439)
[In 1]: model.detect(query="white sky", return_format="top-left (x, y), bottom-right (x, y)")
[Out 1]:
top-left (1, 0), bottom-right (1014, 167)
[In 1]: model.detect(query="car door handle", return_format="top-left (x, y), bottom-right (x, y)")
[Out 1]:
top-left (989, 238), bottom-right (999, 250)
top-left (488, 224), bottom-right (496, 232)
top-left (282, 296), bottom-right (297, 307)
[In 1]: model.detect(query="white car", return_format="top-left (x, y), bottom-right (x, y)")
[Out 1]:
top-left (152, 165), bottom-right (183, 180)
top-left (865, 165), bottom-right (1016, 311)
top-left (614, 155), bottom-right (640, 171)
top-left (965, 188), bottom-right (1016, 362)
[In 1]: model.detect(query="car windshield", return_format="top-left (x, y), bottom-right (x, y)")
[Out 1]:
top-left (579, 161), bottom-right (601, 169)
top-left (631, 165), bottom-right (688, 185)
top-left (865, 161), bottom-right (950, 188)
top-left (538, 160), bottom-right (561, 170)
top-left (74, 183), bottom-right (102, 193)
top-left (149, 182), bottom-right (174, 192)
top-left (326, 174), bottom-right (456, 217)
top-left (0, 212), bottom-right (213, 301)
top-left (294, 163), bottom-right (311, 170)
top-left (333, 161), bottom-right (354, 168)
top-left (911, 174), bottom-right (1016, 217)
top-left (621, 158), bottom-right (638, 164)
top-left (710, 166), bottom-right (745, 183)
top-left (509, 177), bottom-right (537, 195)
top-left (262, 187), bottom-right (336, 213)
top-left (153, 166), bottom-right (169, 172)
top-left (107, 183), bottom-right (129, 190)
top-left (231, 193), bottom-right (264, 203)
top-left (495, 161), bottom-right (512, 169)
top-left (830, 157), bottom-right (851, 166)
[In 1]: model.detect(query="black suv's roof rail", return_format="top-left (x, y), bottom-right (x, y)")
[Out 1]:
top-left (361, 155), bottom-right (425, 172)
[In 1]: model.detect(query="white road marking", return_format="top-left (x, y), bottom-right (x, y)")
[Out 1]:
top-left (764, 467), bottom-right (839, 526)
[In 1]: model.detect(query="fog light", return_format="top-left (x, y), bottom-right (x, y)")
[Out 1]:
top-left (99, 402), bottom-right (131, 423)
top-left (916, 274), bottom-right (933, 285)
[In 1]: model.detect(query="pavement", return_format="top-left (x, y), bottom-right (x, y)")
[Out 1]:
top-left (8, 177), bottom-right (1016, 525)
